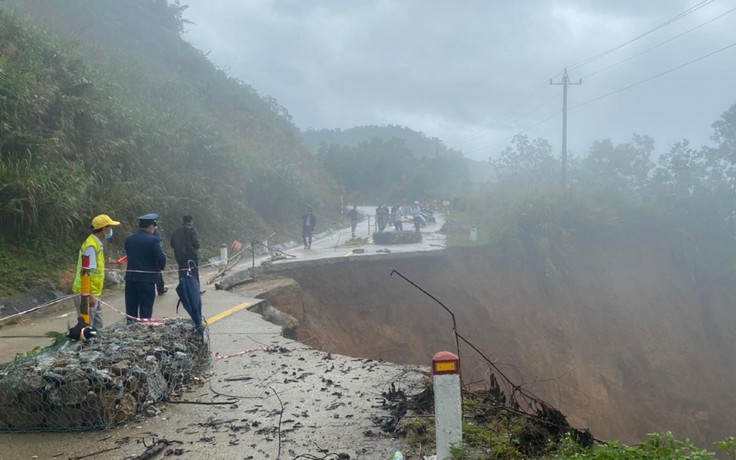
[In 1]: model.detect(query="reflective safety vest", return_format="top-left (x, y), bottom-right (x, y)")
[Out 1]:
top-left (72, 234), bottom-right (105, 296)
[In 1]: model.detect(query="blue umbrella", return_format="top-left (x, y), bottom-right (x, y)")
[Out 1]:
top-left (175, 264), bottom-right (204, 337)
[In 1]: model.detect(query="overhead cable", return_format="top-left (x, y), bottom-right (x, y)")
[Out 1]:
top-left (570, 39), bottom-right (736, 110)
top-left (463, 109), bottom-right (561, 156)
top-left (583, 5), bottom-right (736, 79)
top-left (458, 2), bottom-right (717, 151)
top-left (458, 1), bottom-right (718, 155)
top-left (567, 0), bottom-right (715, 71)
top-left (458, 80), bottom-right (553, 146)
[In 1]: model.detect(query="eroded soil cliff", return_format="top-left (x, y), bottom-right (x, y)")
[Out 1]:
top-left (240, 244), bottom-right (736, 447)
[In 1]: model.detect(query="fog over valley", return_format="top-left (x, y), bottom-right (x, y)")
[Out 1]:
top-left (183, 0), bottom-right (736, 161)
top-left (1, 1), bottom-right (735, 457)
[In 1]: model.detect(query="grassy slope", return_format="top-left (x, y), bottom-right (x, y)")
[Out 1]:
top-left (0, 3), bottom-right (340, 295)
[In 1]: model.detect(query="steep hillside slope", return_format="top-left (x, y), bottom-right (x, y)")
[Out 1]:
top-left (0, 1), bottom-right (339, 243)
top-left (303, 125), bottom-right (493, 197)
top-left (0, 1), bottom-right (341, 293)
top-left (264, 246), bottom-right (736, 448)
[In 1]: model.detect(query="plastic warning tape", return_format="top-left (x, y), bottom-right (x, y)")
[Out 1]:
top-left (0, 294), bottom-right (77, 324)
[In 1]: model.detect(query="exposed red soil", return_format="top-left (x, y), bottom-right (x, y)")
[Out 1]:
top-left (247, 244), bottom-right (736, 448)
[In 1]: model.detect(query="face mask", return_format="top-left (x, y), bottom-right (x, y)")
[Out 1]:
top-left (105, 229), bottom-right (114, 239)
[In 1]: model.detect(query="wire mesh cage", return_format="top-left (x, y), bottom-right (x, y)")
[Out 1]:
top-left (0, 319), bottom-right (210, 432)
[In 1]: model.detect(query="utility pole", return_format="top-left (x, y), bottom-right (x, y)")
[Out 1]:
top-left (550, 68), bottom-right (581, 189)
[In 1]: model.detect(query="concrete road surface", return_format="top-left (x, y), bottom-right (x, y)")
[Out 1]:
top-left (0, 211), bottom-right (441, 459)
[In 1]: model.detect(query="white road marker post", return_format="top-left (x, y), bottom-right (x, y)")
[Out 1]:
top-left (219, 244), bottom-right (228, 266)
top-left (433, 351), bottom-right (462, 459)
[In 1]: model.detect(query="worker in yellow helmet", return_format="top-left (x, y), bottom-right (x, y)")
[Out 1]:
top-left (72, 214), bottom-right (120, 329)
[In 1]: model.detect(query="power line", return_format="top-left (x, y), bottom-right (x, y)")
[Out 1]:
top-left (567, 0), bottom-right (716, 71)
top-left (463, 109), bottom-right (562, 157)
top-left (463, 37), bottom-right (736, 158)
top-left (457, 2), bottom-right (717, 152)
top-left (505, 90), bottom-right (562, 128)
top-left (570, 39), bottom-right (736, 110)
top-left (459, 86), bottom-right (562, 149)
top-left (582, 5), bottom-right (736, 79)
top-left (458, 80), bottom-right (554, 146)
top-left (457, 1), bottom-right (720, 156)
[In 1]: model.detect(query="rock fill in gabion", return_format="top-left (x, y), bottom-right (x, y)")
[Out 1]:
top-left (372, 230), bottom-right (422, 245)
top-left (0, 319), bottom-right (210, 432)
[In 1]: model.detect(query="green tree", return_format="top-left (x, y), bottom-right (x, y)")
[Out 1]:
top-left (492, 134), bottom-right (558, 190)
top-left (577, 134), bottom-right (654, 199)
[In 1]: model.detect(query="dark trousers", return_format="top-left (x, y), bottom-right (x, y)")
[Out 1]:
top-left (302, 227), bottom-right (313, 247)
top-left (350, 220), bottom-right (358, 236)
top-left (177, 258), bottom-right (199, 284)
top-left (414, 216), bottom-right (422, 232)
top-left (125, 280), bottom-right (156, 321)
top-left (156, 273), bottom-right (166, 295)
top-left (378, 217), bottom-right (387, 232)
top-left (394, 220), bottom-right (403, 231)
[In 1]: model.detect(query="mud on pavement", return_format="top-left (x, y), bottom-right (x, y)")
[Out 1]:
top-left (0, 287), bottom-right (428, 460)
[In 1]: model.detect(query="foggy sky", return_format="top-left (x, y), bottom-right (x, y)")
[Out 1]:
top-left (181, 0), bottom-right (736, 161)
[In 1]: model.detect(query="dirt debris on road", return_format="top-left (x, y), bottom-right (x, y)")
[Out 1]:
top-left (0, 214), bottom-right (449, 459)
top-left (0, 285), bottom-right (430, 460)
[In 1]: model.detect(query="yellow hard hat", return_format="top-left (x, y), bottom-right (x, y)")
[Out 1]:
top-left (91, 214), bottom-right (121, 230)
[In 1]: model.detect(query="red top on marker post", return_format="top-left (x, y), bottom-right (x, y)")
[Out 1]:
top-left (432, 351), bottom-right (460, 375)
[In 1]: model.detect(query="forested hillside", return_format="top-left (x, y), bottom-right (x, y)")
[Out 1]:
top-left (303, 125), bottom-right (492, 203)
top-left (303, 125), bottom-right (449, 157)
top-left (0, 0), bottom-right (339, 293)
top-left (443, 108), bottom-right (736, 450)
top-left (457, 107), bottom-right (736, 302)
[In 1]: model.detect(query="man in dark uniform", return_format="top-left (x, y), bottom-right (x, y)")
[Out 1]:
top-left (301, 206), bottom-right (316, 249)
top-left (124, 213), bottom-right (167, 322)
top-left (170, 214), bottom-right (201, 285)
top-left (347, 205), bottom-right (359, 238)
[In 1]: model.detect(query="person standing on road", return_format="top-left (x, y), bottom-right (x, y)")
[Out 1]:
top-left (170, 214), bottom-right (201, 285)
top-left (376, 203), bottom-right (389, 232)
top-left (72, 214), bottom-right (121, 329)
top-left (411, 201), bottom-right (423, 232)
top-left (301, 206), bottom-right (316, 249)
top-left (347, 205), bottom-right (359, 238)
top-left (391, 204), bottom-right (403, 231)
top-left (125, 213), bottom-right (166, 322)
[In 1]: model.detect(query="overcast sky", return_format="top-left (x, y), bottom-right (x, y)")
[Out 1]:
top-left (181, 0), bottom-right (736, 161)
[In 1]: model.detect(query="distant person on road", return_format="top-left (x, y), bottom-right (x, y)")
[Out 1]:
top-left (170, 214), bottom-right (201, 285)
top-left (301, 206), bottom-right (316, 249)
top-left (72, 214), bottom-right (121, 329)
top-left (411, 201), bottom-right (423, 232)
top-left (391, 204), bottom-right (403, 231)
top-left (153, 225), bottom-right (168, 295)
top-left (376, 203), bottom-right (389, 232)
top-left (347, 205), bottom-right (359, 238)
top-left (125, 213), bottom-right (167, 323)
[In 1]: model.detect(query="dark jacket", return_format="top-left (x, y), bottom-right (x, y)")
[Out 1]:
top-left (125, 230), bottom-right (167, 283)
top-left (347, 208), bottom-right (359, 221)
top-left (301, 212), bottom-right (316, 230)
top-left (153, 227), bottom-right (165, 250)
top-left (170, 223), bottom-right (200, 260)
